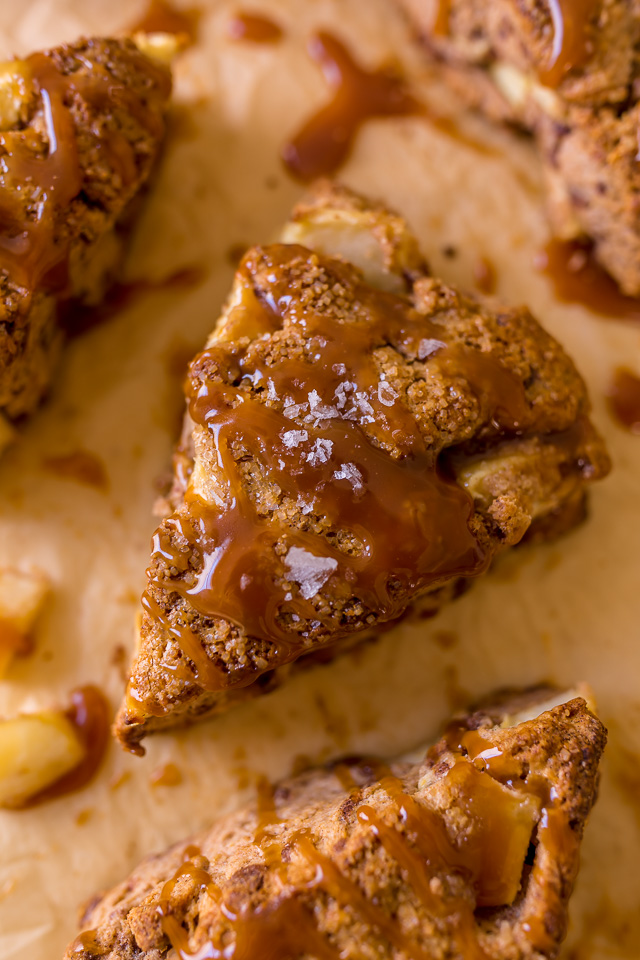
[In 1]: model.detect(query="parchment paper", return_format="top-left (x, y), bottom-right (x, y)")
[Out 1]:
top-left (0, 1), bottom-right (638, 957)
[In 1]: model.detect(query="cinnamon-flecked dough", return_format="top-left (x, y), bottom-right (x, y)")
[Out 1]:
top-left (115, 182), bottom-right (609, 752)
top-left (69, 690), bottom-right (607, 960)
top-left (396, 0), bottom-right (640, 295)
top-left (0, 37), bottom-right (172, 420)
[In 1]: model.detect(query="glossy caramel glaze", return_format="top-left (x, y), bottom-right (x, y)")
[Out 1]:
top-left (0, 48), bottom-right (169, 300)
top-left (21, 686), bottom-right (111, 808)
top-left (227, 12), bottom-right (283, 44)
top-left (607, 368), bottom-right (640, 434)
top-left (282, 32), bottom-right (419, 181)
top-left (146, 244), bottom-right (536, 685)
top-left (538, 0), bottom-right (601, 87)
top-left (536, 239), bottom-right (640, 322)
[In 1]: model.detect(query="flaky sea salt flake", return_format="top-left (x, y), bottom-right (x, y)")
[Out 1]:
top-left (284, 546), bottom-right (338, 600)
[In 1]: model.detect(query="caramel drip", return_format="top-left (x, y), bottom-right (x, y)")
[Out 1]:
top-left (606, 368), bottom-right (640, 434)
top-left (129, 0), bottom-right (201, 46)
top-left (536, 239), bottom-right (640, 322)
top-left (151, 762), bottom-right (182, 786)
top-left (0, 48), bottom-right (169, 297)
top-left (223, 897), bottom-right (343, 960)
top-left (254, 775), bottom-right (280, 846)
top-left (69, 931), bottom-right (101, 955)
top-left (22, 686), bottom-right (110, 808)
top-left (538, 0), bottom-right (600, 87)
top-left (42, 450), bottom-right (108, 491)
top-left (157, 857), bottom-right (222, 954)
top-left (228, 12), bottom-right (283, 44)
top-left (282, 32), bottom-right (419, 181)
top-left (432, 0), bottom-right (451, 36)
top-left (473, 256), bottom-right (497, 296)
top-left (147, 243), bottom-right (529, 688)
top-left (141, 591), bottom-right (226, 692)
top-left (0, 54), bottom-right (82, 294)
top-left (294, 832), bottom-right (434, 960)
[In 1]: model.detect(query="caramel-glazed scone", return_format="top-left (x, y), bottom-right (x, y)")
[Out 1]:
top-left (0, 36), bottom-right (171, 423)
top-left (69, 689), bottom-right (606, 960)
top-left (396, 0), bottom-right (640, 295)
top-left (115, 182), bottom-right (609, 752)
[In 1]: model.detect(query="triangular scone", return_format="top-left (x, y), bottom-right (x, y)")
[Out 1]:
top-left (0, 37), bottom-right (171, 421)
top-left (70, 689), bottom-right (606, 960)
top-left (396, 0), bottom-right (640, 295)
top-left (115, 182), bottom-right (609, 752)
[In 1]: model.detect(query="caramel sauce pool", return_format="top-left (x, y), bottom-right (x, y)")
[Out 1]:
top-left (536, 239), bottom-right (640, 322)
top-left (282, 31), bottom-right (496, 183)
top-left (42, 450), bottom-right (109, 491)
top-left (282, 32), bottom-right (419, 182)
top-left (607, 369), bottom-right (640, 435)
top-left (228, 12), bottom-right (283, 43)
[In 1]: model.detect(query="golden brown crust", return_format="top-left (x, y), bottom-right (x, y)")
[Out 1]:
top-left (396, 0), bottom-right (640, 294)
top-left (114, 185), bottom-right (608, 752)
top-left (69, 692), bottom-right (607, 960)
top-left (0, 37), bottom-right (171, 418)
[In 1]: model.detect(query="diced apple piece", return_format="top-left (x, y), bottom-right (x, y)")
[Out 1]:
top-left (279, 182), bottom-right (425, 293)
top-left (0, 711), bottom-right (84, 808)
top-left (0, 60), bottom-right (31, 131)
top-left (0, 568), bottom-right (50, 678)
top-left (132, 32), bottom-right (181, 64)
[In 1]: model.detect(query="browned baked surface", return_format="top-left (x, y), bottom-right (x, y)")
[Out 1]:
top-left (69, 692), bottom-right (607, 960)
top-left (0, 37), bottom-right (171, 419)
top-left (114, 184), bottom-right (608, 751)
top-left (396, 0), bottom-right (640, 295)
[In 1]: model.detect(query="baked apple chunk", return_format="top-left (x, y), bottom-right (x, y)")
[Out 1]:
top-left (70, 689), bottom-right (606, 960)
top-left (0, 36), bottom-right (171, 420)
top-left (115, 182), bottom-right (609, 751)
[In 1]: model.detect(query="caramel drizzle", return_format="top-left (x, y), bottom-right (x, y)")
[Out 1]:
top-left (431, 0), bottom-right (451, 36)
top-left (75, 737), bottom-right (577, 958)
top-left (145, 243), bottom-right (530, 693)
top-left (149, 755), bottom-right (553, 959)
top-left (538, 0), bottom-right (600, 87)
top-left (0, 47), bottom-right (168, 298)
